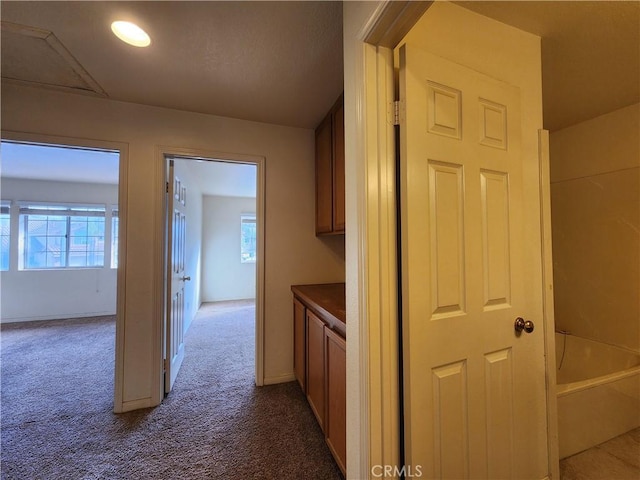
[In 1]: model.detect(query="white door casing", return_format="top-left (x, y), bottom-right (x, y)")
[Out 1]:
top-left (156, 147), bottom-right (266, 405)
top-left (399, 45), bottom-right (549, 479)
top-left (165, 159), bottom-right (187, 393)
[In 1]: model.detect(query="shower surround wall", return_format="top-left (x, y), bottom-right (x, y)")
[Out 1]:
top-left (550, 103), bottom-right (640, 352)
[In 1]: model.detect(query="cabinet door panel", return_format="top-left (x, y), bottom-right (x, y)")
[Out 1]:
top-left (325, 327), bottom-right (346, 475)
top-left (293, 299), bottom-right (306, 392)
top-left (315, 113), bottom-right (333, 235)
top-left (332, 100), bottom-right (345, 233)
top-left (306, 310), bottom-right (325, 429)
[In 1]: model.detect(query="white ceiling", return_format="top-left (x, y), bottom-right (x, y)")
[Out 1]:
top-left (0, 1), bottom-right (344, 129)
top-left (0, 1), bottom-right (638, 187)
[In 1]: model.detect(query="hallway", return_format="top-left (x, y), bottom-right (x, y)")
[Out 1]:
top-left (1, 301), bottom-right (342, 479)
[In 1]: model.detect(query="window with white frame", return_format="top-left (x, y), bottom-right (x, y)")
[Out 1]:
top-left (111, 207), bottom-right (119, 268)
top-left (19, 204), bottom-right (106, 269)
top-left (240, 214), bottom-right (257, 263)
top-left (0, 202), bottom-right (10, 271)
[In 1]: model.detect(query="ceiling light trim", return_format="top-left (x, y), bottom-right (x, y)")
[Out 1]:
top-left (111, 21), bottom-right (151, 48)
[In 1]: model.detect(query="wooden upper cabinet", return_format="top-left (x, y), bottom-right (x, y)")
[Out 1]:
top-left (315, 112), bottom-right (333, 235)
top-left (332, 100), bottom-right (345, 232)
top-left (315, 94), bottom-right (345, 236)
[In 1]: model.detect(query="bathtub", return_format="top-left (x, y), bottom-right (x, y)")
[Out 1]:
top-left (555, 333), bottom-right (640, 459)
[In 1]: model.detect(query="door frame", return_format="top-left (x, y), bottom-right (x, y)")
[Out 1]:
top-left (345, 2), bottom-right (559, 477)
top-left (153, 146), bottom-right (266, 404)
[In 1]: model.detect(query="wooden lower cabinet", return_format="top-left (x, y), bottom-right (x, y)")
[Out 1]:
top-left (306, 310), bottom-right (325, 428)
top-left (324, 326), bottom-right (346, 475)
top-left (292, 284), bottom-right (346, 476)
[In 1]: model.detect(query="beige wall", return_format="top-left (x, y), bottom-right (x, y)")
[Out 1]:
top-left (1, 83), bottom-right (346, 407)
top-left (201, 195), bottom-right (256, 302)
top-left (550, 103), bottom-right (640, 351)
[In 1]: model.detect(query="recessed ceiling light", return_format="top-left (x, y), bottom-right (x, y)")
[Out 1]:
top-left (111, 21), bottom-right (151, 48)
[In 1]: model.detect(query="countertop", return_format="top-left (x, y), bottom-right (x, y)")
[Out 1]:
top-left (291, 283), bottom-right (346, 338)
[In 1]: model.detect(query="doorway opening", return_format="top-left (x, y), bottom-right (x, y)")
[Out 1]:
top-left (0, 139), bottom-right (121, 323)
top-left (161, 151), bottom-right (264, 396)
top-left (0, 136), bottom-right (124, 415)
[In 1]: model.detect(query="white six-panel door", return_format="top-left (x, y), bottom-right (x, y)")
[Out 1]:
top-left (165, 159), bottom-right (187, 393)
top-left (399, 45), bottom-right (549, 479)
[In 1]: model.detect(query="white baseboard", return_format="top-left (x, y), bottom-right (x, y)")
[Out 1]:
top-left (1, 311), bottom-right (116, 323)
top-left (115, 396), bottom-right (156, 413)
top-left (262, 373), bottom-right (296, 385)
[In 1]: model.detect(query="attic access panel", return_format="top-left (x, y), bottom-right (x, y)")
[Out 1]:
top-left (1, 21), bottom-right (106, 96)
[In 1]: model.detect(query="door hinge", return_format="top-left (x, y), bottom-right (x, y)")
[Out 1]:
top-left (166, 181), bottom-right (169, 194)
top-left (392, 100), bottom-right (401, 126)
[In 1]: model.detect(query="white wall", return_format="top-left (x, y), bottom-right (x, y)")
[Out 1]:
top-left (201, 195), bottom-right (256, 302)
top-left (173, 158), bottom-right (204, 333)
top-left (550, 103), bottom-right (640, 352)
top-left (0, 178), bottom-right (118, 321)
top-left (1, 83), bottom-right (346, 407)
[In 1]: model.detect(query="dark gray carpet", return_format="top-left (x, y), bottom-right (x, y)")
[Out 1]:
top-left (1, 301), bottom-right (342, 479)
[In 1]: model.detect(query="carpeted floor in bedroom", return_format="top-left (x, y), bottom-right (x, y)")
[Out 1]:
top-left (1, 300), bottom-right (342, 479)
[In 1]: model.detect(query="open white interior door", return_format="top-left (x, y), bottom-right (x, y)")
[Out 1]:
top-left (165, 159), bottom-right (187, 393)
top-left (398, 43), bottom-right (549, 478)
